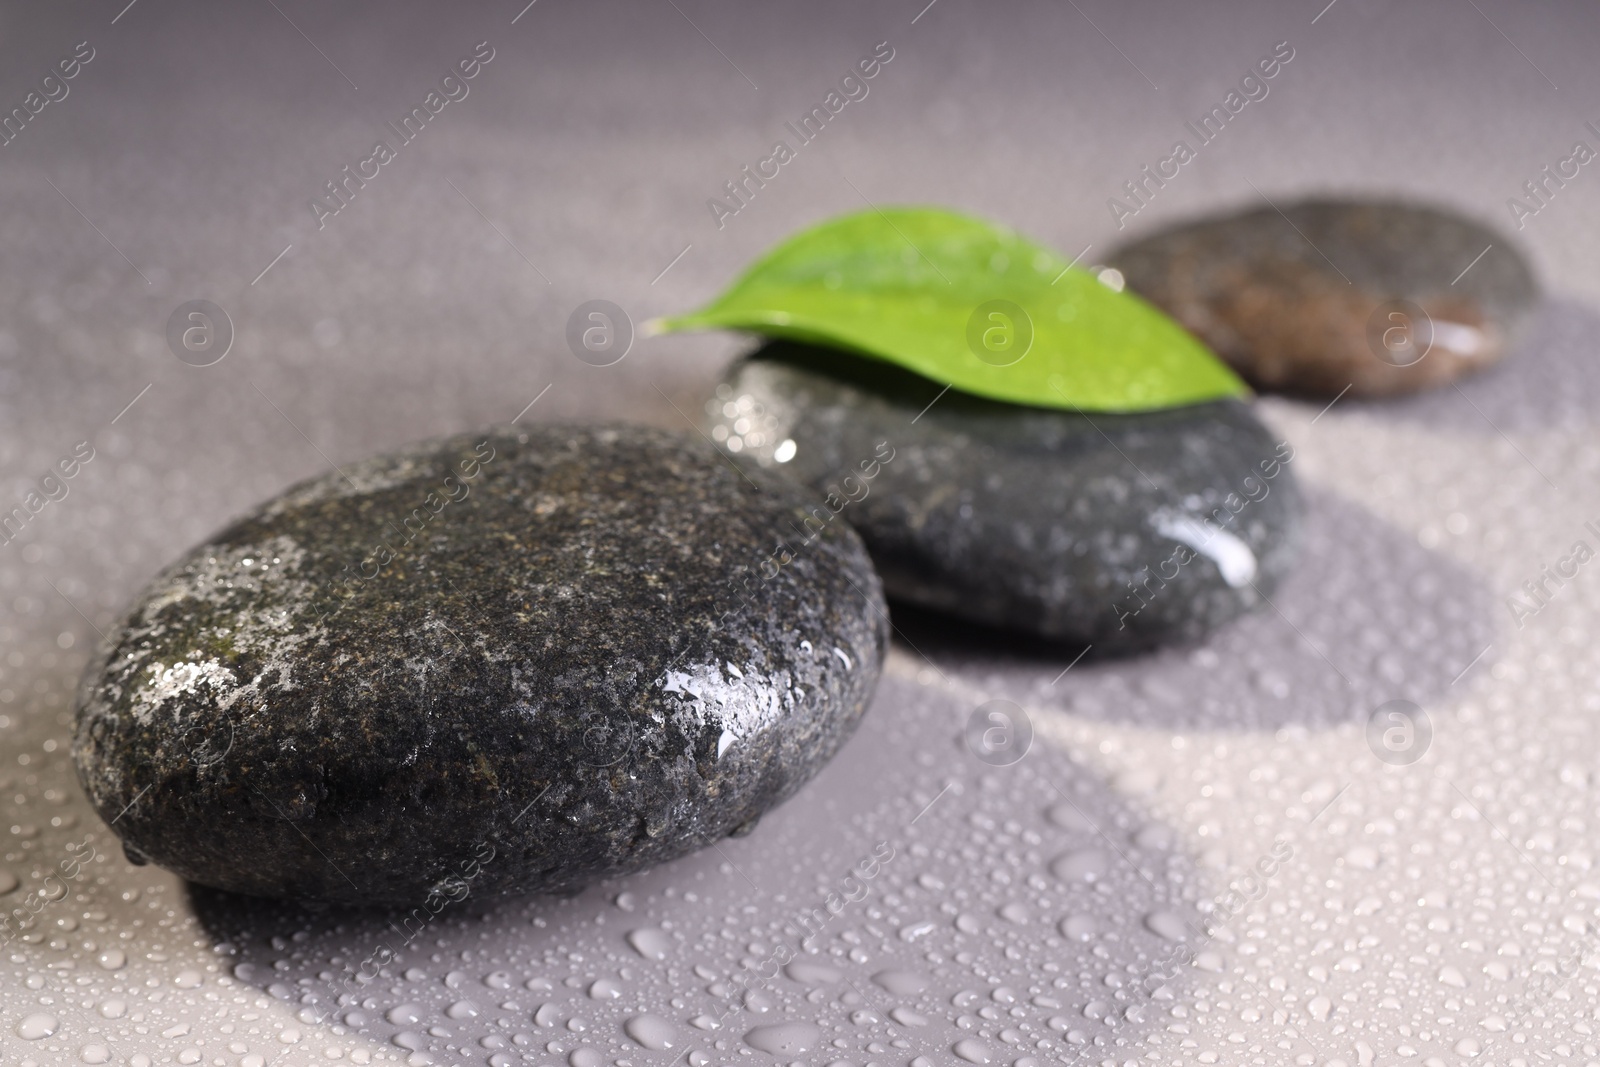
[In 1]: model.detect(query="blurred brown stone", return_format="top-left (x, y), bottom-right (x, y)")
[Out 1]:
top-left (1109, 199), bottom-right (1538, 398)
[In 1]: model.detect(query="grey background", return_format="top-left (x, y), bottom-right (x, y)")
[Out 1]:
top-left (2, 2), bottom-right (1599, 1065)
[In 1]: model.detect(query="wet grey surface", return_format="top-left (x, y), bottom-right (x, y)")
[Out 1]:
top-left (2, 2), bottom-right (1600, 1064)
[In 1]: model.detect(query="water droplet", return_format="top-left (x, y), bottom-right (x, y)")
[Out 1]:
top-left (569, 1048), bottom-right (603, 1067)
top-left (1143, 910), bottom-right (1188, 941)
top-left (1059, 914), bottom-right (1095, 941)
top-left (97, 949), bottom-right (126, 970)
top-left (587, 978), bottom-right (621, 1000)
top-left (744, 1021), bottom-right (822, 1056)
top-left (80, 1044), bottom-right (111, 1063)
top-left (0, 869), bottom-right (17, 894)
top-left (624, 1013), bottom-right (679, 1051)
top-left (626, 927), bottom-right (671, 960)
top-left (1051, 848), bottom-right (1109, 883)
top-left (783, 959), bottom-right (841, 985)
top-left (1046, 803), bottom-right (1092, 832)
top-left (18, 1013), bottom-right (59, 1040)
top-left (871, 969), bottom-right (929, 995)
top-left (446, 999), bottom-right (481, 1020)
top-left (952, 1038), bottom-right (991, 1064)
top-left (387, 1004), bottom-right (426, 1027)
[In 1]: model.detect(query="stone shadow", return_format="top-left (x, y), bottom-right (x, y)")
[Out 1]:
top-left (194, 674), bottom-right (1212, 1065)
top-left (888, 486), bottom-right (1498, 732)
top-left (1350, 297), bottom-right (1600, 434)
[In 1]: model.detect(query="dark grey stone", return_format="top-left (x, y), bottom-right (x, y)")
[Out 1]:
top-left (73, 424), bottom-right (887, 907)
top-left (1108, 198), bottom-right (1539, 397)
top-left (709, 345), bottom-right (1303, 650)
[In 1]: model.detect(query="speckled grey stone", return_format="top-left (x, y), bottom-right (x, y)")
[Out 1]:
top-left (709, 344), bottom-right (1302, 650)
top-left (72, 424), bottom-right (887, 907)
top-left (1108, 198), bottom-right (1539, 397)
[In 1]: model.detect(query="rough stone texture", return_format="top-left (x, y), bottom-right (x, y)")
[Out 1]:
top-left (709, 344), bottom-right (1303, 650)
top-left (71, 424), bottom-right (888, 907)
top-left (1108, 199), bottom-right (1539, 397)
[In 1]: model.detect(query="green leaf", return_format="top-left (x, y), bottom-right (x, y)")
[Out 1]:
top-left (651, 206), bottom-right (1248, 412)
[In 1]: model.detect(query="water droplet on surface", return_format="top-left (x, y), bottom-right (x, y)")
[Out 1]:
top-left (871, 969), bottom-right (929, 995)
top-left (624, 1013), bottom-right (679, 1050)
top-left (1045, 803), bottom-right (1092, 832)
top-left (744, 1021), bottom-right (822, 1056)
top-left (387, 1004), bottom-right (425, 1027)
top-left (569, 1047), bottom-right (603, 1067)
top-left (97, 948), bottom-right (126, 970)
top-left (447, 999), bottom-right (482, 1019)
top-left (18, 1013), bottom-right (59, 1039)
top-left (784, 960), bottom-right (842, 986)
top-left (1059, 914), bottom-right (1095, 941)
top-left (1051, 848), bottom-right (1109, 883)
top-left (1143, 910), bottom-right (1188, 941)
top-left (626, 926), bottom-right (671, 960)
top-left (587, 978), bottom-right (621, 1000)
top-left (952, 1038), bottom-right (991, 1064)
top-left (80, 1043), bottom-right (110, 1063)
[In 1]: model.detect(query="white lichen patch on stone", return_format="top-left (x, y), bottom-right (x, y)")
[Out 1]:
top-left (139, 535), bottom-right (312, 616)
top-left (138, 659), bottom-right (237, 714)
top-left (107, 535), bottom-right (327, 722)
top-left (657, 662), bottom-right (794, 758)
